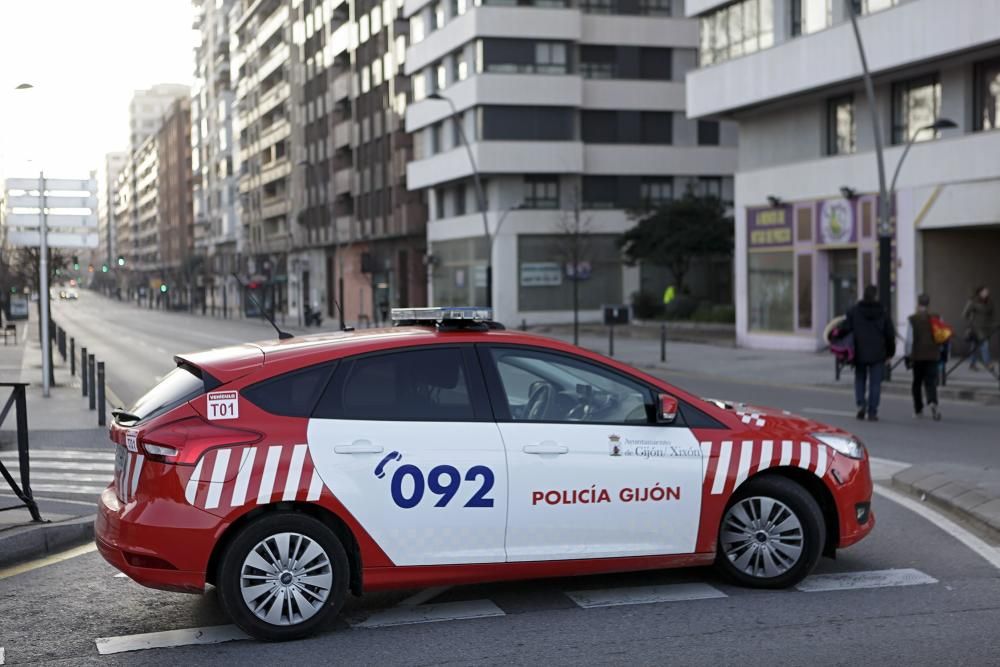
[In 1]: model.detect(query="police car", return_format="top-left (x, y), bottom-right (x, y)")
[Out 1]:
top-left (96, 307), bottom-right (874, 641)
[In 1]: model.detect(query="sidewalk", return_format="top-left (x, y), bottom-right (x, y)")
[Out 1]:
top-left (0, 314), bottom-right (111, 567)
top-left (533, 322), bottom-right (1000, 405)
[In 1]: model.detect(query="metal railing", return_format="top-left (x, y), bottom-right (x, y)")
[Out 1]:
top-left (0, 383), bottom-right (42, 522)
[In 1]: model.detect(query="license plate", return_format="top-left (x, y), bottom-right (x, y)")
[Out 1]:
top-left (115, 446), bottom-right (127, 496)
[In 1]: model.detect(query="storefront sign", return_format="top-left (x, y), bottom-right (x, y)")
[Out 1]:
top-left (747, 205), bottom-right (793, 247)
top-left (520, 262), bottom-right (563, 287)
top-left (817, 198), bottom-right (856, 245)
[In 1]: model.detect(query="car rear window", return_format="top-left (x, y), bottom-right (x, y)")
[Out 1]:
top-left (242, 363), bottom-right (336, 417)
top-left (128, 366), bottom-right (207, 423)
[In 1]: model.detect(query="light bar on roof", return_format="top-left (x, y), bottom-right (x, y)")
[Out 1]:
top-left (390, 307), bottom-right (493, 323)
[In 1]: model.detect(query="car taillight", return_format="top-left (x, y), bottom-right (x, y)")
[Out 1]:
top-left (140, 416), bottom-right (263, 464)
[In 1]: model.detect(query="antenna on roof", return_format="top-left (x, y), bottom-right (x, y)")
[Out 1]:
top-left (231, 273), bottom-right (294, 340)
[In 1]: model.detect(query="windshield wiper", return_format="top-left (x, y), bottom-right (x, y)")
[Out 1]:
top-left (111, 409), bottom-right (142, 425)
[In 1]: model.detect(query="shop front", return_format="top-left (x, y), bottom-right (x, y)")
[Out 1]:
top-left (743, 193), bottom-right (892, 349)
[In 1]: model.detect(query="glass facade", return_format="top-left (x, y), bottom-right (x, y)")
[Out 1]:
top-left (748, 251), bottom-right (794, 332)
top-left (517, 234), bottom-right (623, 311)
top-left (698, 0), bottom-right (774, 66)
top-left (892, 75), bottom-right (941, 144)
top-left (826, 95), bottom-right (856, 155)
top-left (974, 57), bottom-right (1000, 131)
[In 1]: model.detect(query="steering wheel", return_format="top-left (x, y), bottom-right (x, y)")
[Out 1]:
top-left (524, 381), bottom-right (554, 421)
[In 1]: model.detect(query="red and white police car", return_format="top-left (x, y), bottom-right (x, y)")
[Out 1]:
top-left (96, 307), bottom-right (874, 641)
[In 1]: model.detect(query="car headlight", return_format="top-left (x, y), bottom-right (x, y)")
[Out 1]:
top-left (811, 433), bottom-right (865, 460)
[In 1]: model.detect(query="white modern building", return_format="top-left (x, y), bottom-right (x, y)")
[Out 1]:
top-left (193, 0), bottom-right (242, 315)
top-left (403, 0), bottom-right (737, 325)
top-left (686, 0), bottom-right (1000, 351)
top-left (129, 84), bottom-right (192, 154)
top-left (97, 151), bottom-right (127, 268)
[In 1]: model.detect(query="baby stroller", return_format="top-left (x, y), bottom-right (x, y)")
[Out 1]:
top-left (824, 315), bottom-right (855, 380)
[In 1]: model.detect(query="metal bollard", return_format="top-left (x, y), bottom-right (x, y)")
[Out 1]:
top-left (88, 354), bottom-right (96, 411)
top-left (81, 346), bottom-right (88, 396)
top-left (97, 362), bottom-right (106, 426)
top-left (520, 319), bottom-right (527, 332)
top-left (608, 325), bottom-right (615, 358)
top-left (660, 324), bottom-right (666, 363)
top-left (70, 337), bottom-right (75, 376)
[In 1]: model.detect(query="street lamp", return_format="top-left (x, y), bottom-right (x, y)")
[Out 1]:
top-left (889, 118), bottom-right (957, 197)
top-left (426, 92), bottom-right (492, 308)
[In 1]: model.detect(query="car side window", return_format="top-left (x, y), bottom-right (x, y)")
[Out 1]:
top-left (487, 348), bottom-right (653, 425)
top-left (314, 347), bottom-right (477, 421)
top-left (242, 363), bottom-right (336, 417)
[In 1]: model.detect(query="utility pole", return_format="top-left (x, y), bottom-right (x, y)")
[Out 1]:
top-left (572, 186), bottom-right (581, 347)
top-left (38, 171), bottom-right (51, 397)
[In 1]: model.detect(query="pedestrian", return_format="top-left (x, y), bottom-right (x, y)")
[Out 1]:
top-left (905, 294), bottom-right (941, 421)
top-left (844, 284), bottom-right (896, 421)
top-left (962, 286), bottom-right (996, 372)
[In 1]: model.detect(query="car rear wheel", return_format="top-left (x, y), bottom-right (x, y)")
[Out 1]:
top-left (715, 475), bottom-right (825, 589)
top-left (218, 512), bottom-right (349, 641)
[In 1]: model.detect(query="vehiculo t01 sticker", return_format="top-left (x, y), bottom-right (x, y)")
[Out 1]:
top-left (206, 390), bottom-right (239, 420)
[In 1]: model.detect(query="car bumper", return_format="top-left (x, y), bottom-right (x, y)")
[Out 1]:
top-left (95, 485), bottom-right (219, 593)
top-left (832, 455), bottom-right (876, 549)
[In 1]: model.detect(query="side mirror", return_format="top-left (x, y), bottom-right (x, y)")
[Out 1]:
top-left (657, 394), bottom-right (678, 424)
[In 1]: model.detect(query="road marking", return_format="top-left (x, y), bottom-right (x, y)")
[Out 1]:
top-left (114, 572), bottom-right (128, 578)
top-left (24, 483), bottom-right (106, 496)
top-left (24, 471), bottom-right (112, 483)
top-left (875, 484), bottom-right (1000, 571)
top-left (566, 582), bottom-right (727, 609)
top-left (801, 407), bottom-right (859, 417)
top-left (0, 543), bottom-right (97, 581)
top-left (398, 585), bottom-right (452, 607)
top-left (0, 459), bottom-right (113, 472)
top-left (0, 449), bottom-right (115, 461)
top-left (868, 456), bottom-right (910, 481)
top-left (796, 568), bottom-right (937, 592)
top-left (352, 600), bottom-right (505, 629)
top-left (95, 625), bottom-right (249, 655)
top-left (0, 493), bottom-right (97, 507)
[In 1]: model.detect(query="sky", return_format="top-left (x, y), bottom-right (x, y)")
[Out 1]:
top-left (0, 0), bottom-right (196, 181)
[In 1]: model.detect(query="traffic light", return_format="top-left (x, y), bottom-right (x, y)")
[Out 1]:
top-left (101, 264), bottom-right (108, 273)
top-left (117, 256), bottom-right (125, 267)
top-left (160, 284), bottom-right (168, 293)
top-left (72, 255), bottom-right (80, 271)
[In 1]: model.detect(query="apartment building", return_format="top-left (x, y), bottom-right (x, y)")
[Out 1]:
top-left (401, 0), bottom-right (737, 325)
top-left (157, 97), bottom-right (195, 303)
top-left (686, 0), bottom-right (1000, 351)
top-left (192, 0), bottom-right (242, 316)
top-left (231, 0), bottom-right (298, 316)
top-left (97, 152), bottom-right (127, 269)
top-left (129, 84), bottom-right (192, 154)
top-left (132, 135), bottom-right (160, 292)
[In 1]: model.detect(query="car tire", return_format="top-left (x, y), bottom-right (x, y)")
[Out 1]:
top-left (217, 512), bottom-right (349, 641)
top-left (715, 475), bottom-right (825, 589)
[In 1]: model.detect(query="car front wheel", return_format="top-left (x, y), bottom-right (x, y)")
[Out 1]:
top-left (217, 512), bottom-right (349, 641)
top-left (716, 475), bottom-right (825, 589)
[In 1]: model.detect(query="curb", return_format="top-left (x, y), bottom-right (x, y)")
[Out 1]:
top-left (890, 468), bottom-right (1000, 545)
top-left (822, 379), bottom-right (1000, 406)
top-left (0, 514), bottom-right (95, 568)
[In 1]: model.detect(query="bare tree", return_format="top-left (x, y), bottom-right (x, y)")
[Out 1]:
top-left (551, 185), bottom-right (593, 346)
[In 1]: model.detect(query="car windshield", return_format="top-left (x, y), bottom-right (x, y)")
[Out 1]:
top-left (127, 366), bottom-right (205, 423)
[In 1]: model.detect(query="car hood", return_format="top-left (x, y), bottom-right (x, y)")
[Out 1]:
top-left (704, 398), bottom-right (846, 437)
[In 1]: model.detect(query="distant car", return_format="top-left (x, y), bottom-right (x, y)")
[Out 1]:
top-left (96, 307), bottom-right (875, 641)
top-left (66, 289), bottom-right (78, 300)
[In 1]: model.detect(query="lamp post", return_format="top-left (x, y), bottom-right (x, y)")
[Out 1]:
top-left (426, 92), bottom-right (492, 308)
top-left (889, 119), bottom-right (957, 197)
top-left (294, 159), bottom-right (320, 327)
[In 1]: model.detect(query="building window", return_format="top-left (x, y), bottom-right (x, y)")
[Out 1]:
top-left (973, 57), bottom-right (1000, 131)
top-left (860, 0), bottom-right (899, 14)
top-left (640, 111), bottom-right (672, 144)
top-left (433, 1), bottom-right (445, 29)
top-left (524, 175), bottom-right (560, 209)
top-left (791, 0), bottom-right (831, 37)
top-left (580, 45), bottom-right (616, 79)
top-left (694, 177), bottom-right (722, 198)
top-left (826, 95), bottom-right (856, 155)
top-left (435, 187), bottom-right (446, 219)
top-left (453, 50), bottom-right (469, 81)
top-left (582, 110), bottom-right (618, 143)
top-left (582, 176), bottom-right (619, 209)
top-left (535, 42), bottom-right (568, 74)
top-left (699, 0), bottom-right (774, 66)
top-left (697, 120), bottom-right (720, 146)
top-left (436, 61), bottom-right (447, 90)
top-left (892, 74), bottom-right (941, 144)
top-left (640, 177), bottom-right (673, 209)
top-left (639, 0), bottom-right (671, 16)
top-left (580, 0), bottom-right (613, 13)
top-left (431, 123), bottom-right (442, 153)
top-left (639, 47), bottom-right (671, 80)
top-left (748, 251), bottom-right (794, 331)
top-left (480, 106), bottom-right (575, 141)
top-left (455, 184), bottom-right (467, 215)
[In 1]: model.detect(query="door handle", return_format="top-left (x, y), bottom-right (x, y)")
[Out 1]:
top-left (523, 441), bottom-right (568, 455)
top-left (334, 440), bottom-right (384, 454)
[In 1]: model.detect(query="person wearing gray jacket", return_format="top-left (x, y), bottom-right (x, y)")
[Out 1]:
top-left (962, 286), bottom-right (996, 372)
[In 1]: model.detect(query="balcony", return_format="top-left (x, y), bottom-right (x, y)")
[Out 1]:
top-left (257, 81), bottom-right (289, 115)
top-left (407, 141), bottom-right (584, 190)
top-left (261, 196), bottom-right (290, 220)
top-left (334, 168), bottom-right (352, 195)
top-left (333, 120), bottom-right (351, 149)
top-left (332, 71), bottom-right (351, 101)
top-left (687, 0), bottom-right (1000, 117)
top-left (259, 117), bottom-right (291, 148)
top-left (259, 158), bottom-right (291, 185)
top-left (257, 43), bottom-right (289, 83)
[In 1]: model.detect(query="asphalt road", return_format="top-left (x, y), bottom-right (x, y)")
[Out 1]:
top-left (2, 494), bottom-right (997, 665)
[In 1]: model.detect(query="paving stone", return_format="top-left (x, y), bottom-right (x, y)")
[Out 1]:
top-left (950, 489), bottom-right (993, 513)
top-left (968, 499), bottom-right (1000, 532)
top-left (932, 481), bottom-right (976, 503)
top-left (913, 473), bottom-right (960, 494)
top-left (893, 465), bottom-right (950, 488)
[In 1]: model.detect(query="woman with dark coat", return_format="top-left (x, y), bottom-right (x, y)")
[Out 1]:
top-left (963, 286), bottom-right (995, 372)
top-left (844, 285), bottom-right (896, 421)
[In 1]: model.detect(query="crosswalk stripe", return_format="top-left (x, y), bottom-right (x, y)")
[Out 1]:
top-left (95, 625), bottom-right (249, 655)
top-left (566, 582), bottom-right (727, 609)
top-left (23, 472), bottom-right (111, 483)
top-left (352, 600), bottom-right (505, 629)
top-left (0, 450), bottom-right (114, 461)
top-left (0, 460), bottom-right (113, 472)
top-left (28, 483), bottom-right (106, 496)
top-left (795, 568), bottom-right (938, 592)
